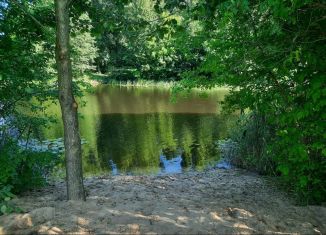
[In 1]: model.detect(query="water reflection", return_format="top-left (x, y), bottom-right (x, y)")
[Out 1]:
top-left (41, 86), bottom-right (234, 175)
top-left (160, 155), bottom-right (182, 174)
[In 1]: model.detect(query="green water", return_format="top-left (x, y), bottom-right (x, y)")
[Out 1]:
top-left (42, 85), bottom-right (234, 175)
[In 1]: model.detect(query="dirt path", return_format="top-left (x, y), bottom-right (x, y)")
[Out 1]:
top-left (1, 168), bottom-right (325, 234)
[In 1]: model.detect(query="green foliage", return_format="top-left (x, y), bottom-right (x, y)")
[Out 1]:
top-left (89, 0), bottom-right (203, 81)
top-left (71, 13), bottom-right (98, 75)
top-left (0, 140), bottom-right (60, 194)
top-left (0, 29), bottom-right (51, 99)
top-left (0, 0), bottom-right (96, 139)
top-left (175, 0), bottom-right (326, 204)
top-left (0, 0), bottom-right (58, 140)
top-left (0, 185), bottom-right (17, 215)
top-left (228, 113), bottom-right (276, 175)
top-left (0, 139), bottom-right (60, 215)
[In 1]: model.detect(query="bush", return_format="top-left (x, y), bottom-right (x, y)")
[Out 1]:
top-left (228, 113), bottom-right (276, 175)
top-left (271, 124), bottom-right (326, 204)
top-left (228, 112), bottom-right (326, 204)
top-left (0, 185), bottom-right (21, 215)
top-left (0, 140), bottom-right (60, 215)
top-left (173, 0), bottom-right (326, 205)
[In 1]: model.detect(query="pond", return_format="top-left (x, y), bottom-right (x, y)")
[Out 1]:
top-left (41, 85), bottom-right (235, 176)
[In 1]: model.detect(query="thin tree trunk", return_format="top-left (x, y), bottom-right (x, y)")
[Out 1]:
top-left (54, 0), bottom-right (85, 201)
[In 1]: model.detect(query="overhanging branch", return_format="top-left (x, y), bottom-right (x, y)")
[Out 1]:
top-left (10, 0), bottom-right (45, 30)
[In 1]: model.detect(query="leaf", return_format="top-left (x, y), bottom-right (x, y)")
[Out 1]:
top-left (169, 19), bottom-right (178, 25)
top-left (299, 176), bottom-right (308, 188)
top-left (1, 205), bottom-right (7, 214)
top-left (24, 87), bottom-right (34, 94)
top-left (278, 165), bottom-right (289, 176)
top-left (322, 149), bottom-right (326, 157)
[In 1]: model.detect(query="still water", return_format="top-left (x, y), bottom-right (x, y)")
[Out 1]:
top-left (42, 86), bottom-right (234, 176)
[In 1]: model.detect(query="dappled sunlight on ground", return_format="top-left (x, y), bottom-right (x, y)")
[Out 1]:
top-left (1, 169), bottom-right (325, 234)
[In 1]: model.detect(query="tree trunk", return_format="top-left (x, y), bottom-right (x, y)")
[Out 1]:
top-left (54, 0), bottom-right (85, 201)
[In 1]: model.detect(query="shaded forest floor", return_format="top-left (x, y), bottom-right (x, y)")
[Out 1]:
top-left (1, 168), bottom-right (325, 234)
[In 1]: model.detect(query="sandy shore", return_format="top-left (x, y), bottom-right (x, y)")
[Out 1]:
top-left (0, 168), bottom-right (325, 234)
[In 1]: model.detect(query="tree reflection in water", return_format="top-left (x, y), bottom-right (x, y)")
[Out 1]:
top-left (41, 86), bottom-right (236, 175)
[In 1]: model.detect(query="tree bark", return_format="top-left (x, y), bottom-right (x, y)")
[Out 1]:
top-left (54, 0), bottom-right (85, 201)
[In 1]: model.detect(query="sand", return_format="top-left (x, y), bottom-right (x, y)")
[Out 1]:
top-left (1, 168), bottom-right (325, 234)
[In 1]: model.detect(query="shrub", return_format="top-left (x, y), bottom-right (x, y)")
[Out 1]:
top-left (228, 112), bottom-right (326, 204)
top-left (271, 124), bottom-right (326, 204)
top-left (0, 185), bottom-right (21, 215)
top-left (228, 113), bottom-right (276, 175)
top-left (0, 140), bottom-right (60, 215)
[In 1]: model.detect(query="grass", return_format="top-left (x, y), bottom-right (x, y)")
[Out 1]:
top-left (106, 78), bottom-right (176, 88)
top-left (83, 72), bottom-right (230, 92)
top-left (84, 72), bottom-right (175, 88)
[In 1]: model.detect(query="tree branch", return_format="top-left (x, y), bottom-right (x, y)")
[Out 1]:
top-left (10, 0), bottom-right (45, 30)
